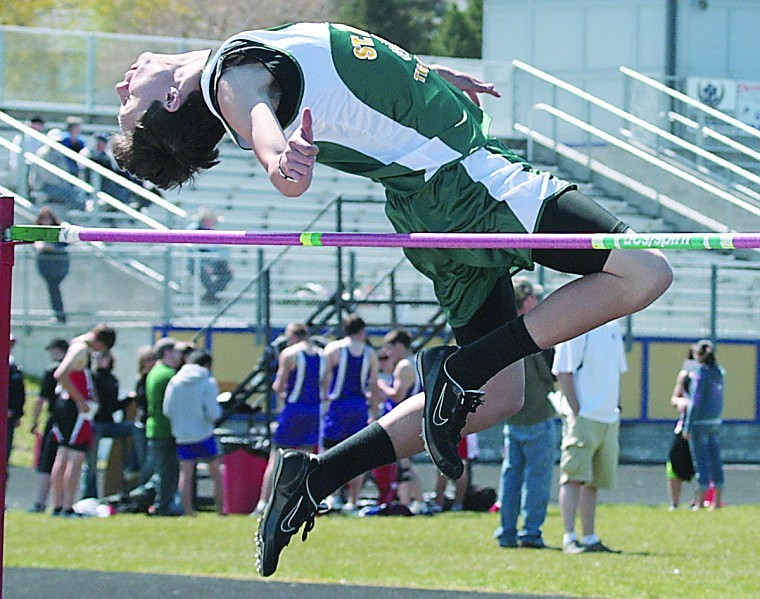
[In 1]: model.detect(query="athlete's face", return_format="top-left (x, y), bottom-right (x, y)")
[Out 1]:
top-left (115, 52), bottom-right (177, 132)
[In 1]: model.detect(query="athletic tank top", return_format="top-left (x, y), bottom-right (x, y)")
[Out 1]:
top-left (57, 369), bottom-right (93, 402)
top-left (328, 346), bottom-right (370, 401)
top-left (383, 360), bottom-right (421, 414)
top-left (285, 350), bottom-right (324, 406)
top-left (200, 22), bottom-right (497, 193)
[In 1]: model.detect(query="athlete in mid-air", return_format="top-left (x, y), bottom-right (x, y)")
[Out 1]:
top-left (114, 22), bottom-right (672, 576)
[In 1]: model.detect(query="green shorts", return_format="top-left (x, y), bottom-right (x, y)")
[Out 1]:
top-left (384, 140), bottom-right (570, 328)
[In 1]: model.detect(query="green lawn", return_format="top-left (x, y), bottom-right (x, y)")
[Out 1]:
top-left (5, 504), bottom-right (759, 598)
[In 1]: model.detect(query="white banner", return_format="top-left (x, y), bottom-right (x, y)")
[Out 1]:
top-left (736, 80), bottom-right (760, 129)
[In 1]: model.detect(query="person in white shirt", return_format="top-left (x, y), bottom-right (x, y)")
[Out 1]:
top-left (553, 320), bottom-right (627, 554)
top-left (163, 350), bottom-right (224, 515)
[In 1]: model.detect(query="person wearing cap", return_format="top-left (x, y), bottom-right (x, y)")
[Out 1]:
top-left (554, 320), bottom-right (627, 553)
top-left (682, 340), bottom-right (725, 510)
top-left (188, 206), bottom-right (233, 304)
top-left (494, 277), bottom-right (557, 549)
top-left (7, 334), bottom-right (27, 472)
top-left (60, 116), bottom-right (86, 176)
top-left (81, 132), bottom-right (132, 204)
top-left (144, 336), bottom-right (183, 515)
top-left (28, 337), bottom-right (69, 512)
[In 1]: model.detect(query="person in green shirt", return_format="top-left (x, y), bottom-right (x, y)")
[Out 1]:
top-left (113, 23), bottom-right (672, 575)
top-left (494, 277), bottom-right (557, 550)
top-left (145, 337), bottom-right (182, 515)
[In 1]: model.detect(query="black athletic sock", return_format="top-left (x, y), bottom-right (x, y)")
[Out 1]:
top-left (447, 314), bottom-right (541, 390)
top-left (310, 422), bottom-right (397, 502)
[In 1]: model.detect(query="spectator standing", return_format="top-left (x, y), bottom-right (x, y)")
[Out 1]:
top-left (322, 314), bottom-right (381, 512)
top-left (494, 277), bottom-right (557, 549)
top-left (80, 351), bottom-right (139, 499)
top-left (683, 340), bottom-right (725, 510)
top-left (59, 116), bottom-right (86, 177)
top-left (34, 207), bottom-right (70, 324)
top-left (7, 334), bottom-right (27, 470)
top-left (554, 321), bottom-right (627, 553)
top-left (372, 348), bottom-right (397, 507)
top-left (51, 324), bottom-right (116, 517)
top-left (188, 206), bottom-right (232, 304)
top-left (8, 116), bottom-right (46, 189)
top-left (129, 345), bottom-right (157, 485)
top-left (163, 350), bottom-right (224, 515)
top-left (666, 347), bottom-right (698, 510)
top-left (377, 329), bottom-right (427, 514)
top-left (81, 133), bottom-right (131, 203)
top-left (255, 322), bottom-right (326, 515)
top-left (28, 337), bottom-right (69, 512)
top-left (31, 127), bottom-right (87, 210)
top-left (145, 337), bottom-right (183, 516)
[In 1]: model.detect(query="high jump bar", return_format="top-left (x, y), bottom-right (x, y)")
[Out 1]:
top-left (5, 224), bottom-right (760, 250)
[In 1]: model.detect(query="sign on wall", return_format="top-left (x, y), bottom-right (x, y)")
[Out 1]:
top-left (686, 77), bottom-right (737, 111)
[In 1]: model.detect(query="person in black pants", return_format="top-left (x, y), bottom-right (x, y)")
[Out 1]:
top-left (34, 207), bottom-right (70, 323)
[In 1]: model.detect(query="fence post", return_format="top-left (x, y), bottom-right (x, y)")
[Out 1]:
top-left (162, 245), bottom-right (173, 326)
top-left (335, 196), bottom-right (345, 324)
top-left (262, 268), bottom-right (272, 448)
top-left (390, 270), bottom-right (398, 327)
top-left (256, 248), bottom-right (264, 345)
top-left (0, 30), bottom-right (5, 104)
top-left (710, 263), bottom-right (718, 342)
top-left (86, 33), bottom-right (96, 113)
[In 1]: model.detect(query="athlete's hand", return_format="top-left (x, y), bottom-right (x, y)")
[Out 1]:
top-left (430, 64), bottom-right (502, 106)
top-left (278, 107), bottom-right (318, 182)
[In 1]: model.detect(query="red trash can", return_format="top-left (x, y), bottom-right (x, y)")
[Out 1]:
top-left (220, 437), bottom-right (268, 514)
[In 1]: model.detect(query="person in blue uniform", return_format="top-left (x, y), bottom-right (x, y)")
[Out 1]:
top-left (254, 322), bottom-right (327, 515)
top-left (321, 314), bottom-right (381, 512)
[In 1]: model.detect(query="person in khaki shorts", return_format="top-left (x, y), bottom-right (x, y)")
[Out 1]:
top-left (553, 320), bottom-right (627, 553)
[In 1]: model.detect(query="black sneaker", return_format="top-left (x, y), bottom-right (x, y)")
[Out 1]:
top-left (583, 540), bottom-right (619, 553)
top-left (255, 449), bottom-right (322, 577)
top-left (418, 345), bottom-right (484, 480)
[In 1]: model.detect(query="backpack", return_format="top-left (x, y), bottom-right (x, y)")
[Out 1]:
top-left (464, 485), bottom-right (497, 512)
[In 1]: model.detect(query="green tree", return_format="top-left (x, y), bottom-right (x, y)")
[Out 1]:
top-left (333, 0), bottom-right (444, 54)
top-left (0, 0), bottom-right (57, 26)
top-left (429, 0), bottom-right (482, 58)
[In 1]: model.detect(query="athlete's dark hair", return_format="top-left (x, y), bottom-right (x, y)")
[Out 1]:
top-left (112, 90), bottom-right (225, 190)
top-left (343, 314), bottom-right (366, 336)
top-left (189, 349), bottom-right (213, 369)
top-left (383, 328), bottom-right (411, 348)
top-left (91, 323), bottom-right (116, 350)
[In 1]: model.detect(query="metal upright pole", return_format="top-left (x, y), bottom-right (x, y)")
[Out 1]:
top-left (0, 195), bottom-right (17, 592)
top-left (335, 196), bottom-right (345, 324)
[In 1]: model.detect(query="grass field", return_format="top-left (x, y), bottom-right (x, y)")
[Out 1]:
top-left (5, 503), bottom-right (759, 598)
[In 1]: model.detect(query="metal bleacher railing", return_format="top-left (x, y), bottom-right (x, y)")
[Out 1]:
top-left (509, 59), bottom-right (760, 340)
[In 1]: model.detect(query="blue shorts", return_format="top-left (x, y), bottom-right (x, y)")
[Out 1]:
top-left (177, 435), bottom-right (219, 461)
top-left (274, 404), bottom-right (320, 448)
top-left (322, 397), bottom-right (368, 443)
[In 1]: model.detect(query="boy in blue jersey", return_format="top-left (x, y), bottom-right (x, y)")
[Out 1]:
top-left (113, 23), bottom-right (672, 576)
top-left (321, 314), bottom-right (381, 511)
top-left (254, 322), bottom-right (327, 515)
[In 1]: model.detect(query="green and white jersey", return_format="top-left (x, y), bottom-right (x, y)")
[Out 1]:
top-left (201, 22), bottom-right (495, 193)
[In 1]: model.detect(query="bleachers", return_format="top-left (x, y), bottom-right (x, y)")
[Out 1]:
top-left (2, 117), bottom-right (757, 338)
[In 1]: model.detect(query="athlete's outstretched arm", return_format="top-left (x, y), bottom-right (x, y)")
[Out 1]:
top-left (429, 64), bottom-right (502, 106)
top-left (215, 63), bottom-right (317, 197)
